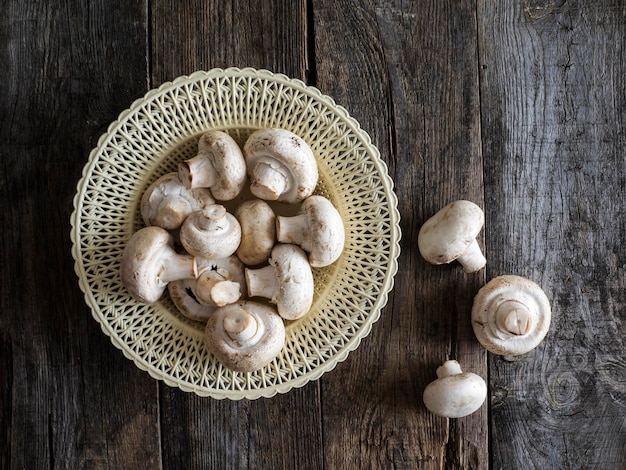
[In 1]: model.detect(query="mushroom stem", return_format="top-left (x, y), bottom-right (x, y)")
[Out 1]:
top-left (275, 214), bottom-right (309, 249)
top-left (455, 239), bottom-right (486, 273)
top-left (196, 204), bottom-right (228, 230)
top-left (159, 252), bottom-right (197, 284)
top-left (245, 265), bottom-right (278, 301)
top-left (495, 300), bottom-right (534, 336)
top-left (436, 360), bottom-right (464, 379)
top-left (223, 308), bottom-right (259, 342)
top-left (195, 268), bottom-right (241, 306)
top-left (251, 161), bottom-right (288, 201)
top-left (178, 156), bottom-right (217, 189)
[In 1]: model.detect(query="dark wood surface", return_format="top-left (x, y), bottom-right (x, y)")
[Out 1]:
top-left (1, 1), bottom-right (624, 468)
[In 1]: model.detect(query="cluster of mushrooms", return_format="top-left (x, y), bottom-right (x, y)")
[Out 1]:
top-left (120, 128), bottom-right (345, 373)
top-left (418, 200), bottom-right (552, 418)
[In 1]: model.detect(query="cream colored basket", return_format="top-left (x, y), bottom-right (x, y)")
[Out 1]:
top-left (71, 68), bottom-right (401, 399)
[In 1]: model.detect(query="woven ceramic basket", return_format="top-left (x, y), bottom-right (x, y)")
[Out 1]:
top-left (71, 68), bottom-right (401, 399)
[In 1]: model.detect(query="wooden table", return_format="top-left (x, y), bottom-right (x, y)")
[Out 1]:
top-left (2, 1), bottom-right (625, 468)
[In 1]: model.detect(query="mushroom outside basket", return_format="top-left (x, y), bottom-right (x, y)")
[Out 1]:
top-left (70, 68), bottom-right (401, 400)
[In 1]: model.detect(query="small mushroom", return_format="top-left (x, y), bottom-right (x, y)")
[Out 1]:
top-left (245, 244), bottom-right (314, 320)
top-left (178, 131), bottom-right (247, 200)
top-left (235, 199), bottom-right (276, 266)
top-left (179, 204), bottom-right (242, 259)
top-left (276, 195), bottom-right (345, 268)
top-left (194, 256), bottom-right (246, 307)
top-left (167, 256), bottom-right (245, 321)
top-left (418, 200), bottom-right (486, 273)
top-left (140, 172), bottom-right (215, 230)
top-left (243, 128), bottom-right (318, 204)
top-left (422, 360), bottom-right (487, 418)
top-left (471, 275), bottom-right (551, 356)
top-left (205, 300), bottom-right (286, 373)
top-left (120, 226), bottom-right (197, 303)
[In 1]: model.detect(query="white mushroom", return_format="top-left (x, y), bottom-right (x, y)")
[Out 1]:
top-left (418, 200), bottom-right (486, 273)
top-left (205, 301), bottom-right (286, 373)
top-left (167, 256), bottom-right (245, 321)
top-left (178, 131), bottom-right (247, 200)
top-left (243, 128), bottom-right (318, 204)
top-left (235, 199), bottom-right (276, 266)
top-left (179, 204), bottom-right (242, 259)
top-left (276, 195), bottom-right (345, 268)
top-left (194, 256), bottom-right (246, 307)
top-left (422, 360), bottom-right (487, 418)
top-left (120, 226), bottom-right (197, 303)
top-left (245, 244), bottom-right (314, 320)
top-left (471, 275), bottom-right (551, 356)
top-left (140, 172), bottom-right (215, 230)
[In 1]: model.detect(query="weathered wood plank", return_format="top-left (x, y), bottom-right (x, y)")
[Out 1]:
top-left (0, 1), bottom-right (160, 468)
top-left (150, 2), bottom-right (324, 469)
top-left (312, 1), bottom-right (487, 468)
top-left (150, 0), bottom-right (309, 85)
top-left (478, 0), bottom-right (626, 468)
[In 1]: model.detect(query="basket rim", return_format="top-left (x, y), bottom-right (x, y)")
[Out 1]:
top-left (70, 67), bottom-right (402, 400)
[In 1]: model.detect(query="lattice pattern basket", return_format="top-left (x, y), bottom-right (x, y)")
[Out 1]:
top-left (71, 68), bottom-right (401, 399)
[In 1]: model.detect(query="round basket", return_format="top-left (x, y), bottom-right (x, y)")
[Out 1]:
top-left (70, 67), bottom-right (401, 399)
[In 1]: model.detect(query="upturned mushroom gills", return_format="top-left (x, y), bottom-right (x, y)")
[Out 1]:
top-left (276, 195), bottom-right (345, 268)
top-left (120, 226), bottom-right (198, 303)
top-left (140, 172), bottom-right (215, 230)
top-left (422, 360), bottom-right (487, 418)
top-left (243, 128), bottom-right (318, 204)
top-left (178, 131), bottom-right (247, 200)
top-left (168, 279), bottom-right (217, 322)
top-left (244, 244), bottom-right (314, 320)
top-left (418, 200), bottom-right (486, 273)
top-left (179, 204), bottom-right (242, 259)
top-left (223, 307), bottom-right (259, 342)
top-left (471, 275), bottom-right (551, 356)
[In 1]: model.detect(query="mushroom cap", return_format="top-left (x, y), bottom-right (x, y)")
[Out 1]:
top-left (471, 275), bottom-right (551, 356)
top-left (235, 198), bottom-right (276, 266)
top-left (179, 204), bottom-right (242, 259)
top-left (243, 128), bottom-right (318, 204)
top-left (418, 200), bottom-right (484, 265)
top-left (168, 279), bottom-right (216, 321)
top-left (204, 301), bottom-right (286, 373)
top-left (120, 226), bottom-right (192, 303)
top-left (277, 195), bottom-right (345, 268)
top-left (178, 131), bottom-right (247, 200)
top-left (268, 243), bottom-right (315, 320)
top-left (422, 360), bottom-right (487, 418)
top-left (140, 172), bottom-right (215, 230)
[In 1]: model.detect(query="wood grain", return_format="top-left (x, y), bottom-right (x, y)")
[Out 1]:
top-left (2, 0), bottom-right (625, 468)
top-left (0, 1), bottom-right (161, 469)
top-left (478, 0), bottom-right (626, 468)
top-left (313, 1), bottom-right (487, 468)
